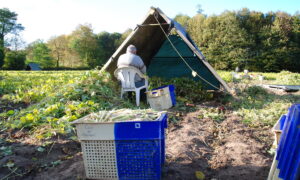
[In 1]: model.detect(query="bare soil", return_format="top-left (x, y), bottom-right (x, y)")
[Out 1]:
top-left (0, 104), bottom-right (273, 180)
top-left (0, 99), bottom-right (29, 114)
top-left (164, 108), bottom-right (273, 180)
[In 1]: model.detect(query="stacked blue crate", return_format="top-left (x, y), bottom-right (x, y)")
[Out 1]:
top-left (114, 113), bottom-right (168, 180)
top-left (275, 104), bottom-right (300, 180)
top-left (161, 115), bottom-right (168, 165)
top-left (73, 112), bottom-right (168, 180)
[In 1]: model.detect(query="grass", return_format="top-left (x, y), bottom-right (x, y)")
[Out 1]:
top-left (217, 70), bottom-right (300, 126)
top-left (0, 70), bottom-right (299, 140)
top-left (217, 70), bottom-right (300, 85)
top-left (229, 86), bottom-right (299, 126)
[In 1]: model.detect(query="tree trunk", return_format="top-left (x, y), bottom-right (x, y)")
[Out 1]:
top-left (0, 33), bottom-right (5, 67)
top-left (56, 56), bottom-right (60, 69)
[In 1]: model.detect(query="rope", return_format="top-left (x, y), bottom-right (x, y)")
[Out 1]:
top-left (153, 14), bottom-right (227, 93)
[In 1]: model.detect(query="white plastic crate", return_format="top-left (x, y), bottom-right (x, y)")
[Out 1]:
top-left (75, 123), bottom-right (115, 140)
top-left (81, 140), bottom-right (118, 179)
top-left (146, 86), bottom-right (172, 110)
top-left (72, 112), bottom-right (168, 180)
top-left (272, 118), bottom-right (282, 146)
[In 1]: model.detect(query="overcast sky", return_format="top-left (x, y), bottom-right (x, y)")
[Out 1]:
top-left (0, 0), bottom-right (299, 44)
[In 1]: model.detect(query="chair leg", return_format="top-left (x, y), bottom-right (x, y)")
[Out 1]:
top-left (145, 87), bottom-right (149, 104)
top-left (135, 90), bottom-right (140, 106)
top-left (121, 89), bottom-right (124, 99)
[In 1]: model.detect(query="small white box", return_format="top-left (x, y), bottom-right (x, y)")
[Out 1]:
top-left (146, 87), bottom-right (172, 110)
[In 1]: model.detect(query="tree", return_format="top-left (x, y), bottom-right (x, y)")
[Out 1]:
top-left (174, 14), bottom-right (191, 29)
top-left (69, 24), bottom-right (98, 68)
top-left (0, 8), bottom-right (24, 68)
top-left (289, 12), bottom-right (300, 72)
top-left (7, 33), bottom-right (25, 51)
top-left (26, 40), bottom-right (54, 68)
top-left (96, 31), bottom-right (122, 66)
top-left (256, 12), bottom-right (295, 72)
top-left (115, 28), bottom-right (132, 46)
top-left (48, 35), bottom-right (68, 68)
top-left (188, 11), bottom-right (250, 70)
top-left (196, 4), bottom-right (204, 14)
top-left (3, 50), bottom-right (26, 70)
top-left (187, 13), bottom-right (206, 46)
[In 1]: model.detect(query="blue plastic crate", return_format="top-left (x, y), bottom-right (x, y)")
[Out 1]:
top-left (275, 104), bottom-right (300, 180)
top-left (115, 140), bottom-right (162, 179)
top-left (114, 113), bottom-right (168, 180)
top-left (279, 115), bottom-right (287, 130)
top-left (74, 112), bottom-right (168, 180)
top-left (160, 114), bottom-right (168, 165)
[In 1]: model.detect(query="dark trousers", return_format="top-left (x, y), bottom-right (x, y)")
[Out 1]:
top-left (128, 88), bottom-right (147, 102)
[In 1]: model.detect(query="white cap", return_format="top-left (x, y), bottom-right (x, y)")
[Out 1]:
top-left (126, 45), bottom-right (137, 53)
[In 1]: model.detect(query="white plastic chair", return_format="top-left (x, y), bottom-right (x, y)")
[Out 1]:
top-left (114, 66), bottom-right (148, 106)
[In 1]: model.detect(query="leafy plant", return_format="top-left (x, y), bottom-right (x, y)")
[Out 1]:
top-left (0, 70), bottom-right (136, 139)
top-left (273, 71), bottom-right (300, 85)
top-left (149, 77), bottom-right (213, 103)
top-left (0, 146), bottom-right (13, 157)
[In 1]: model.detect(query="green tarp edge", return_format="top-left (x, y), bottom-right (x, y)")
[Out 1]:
top-left (147, 35), bottom-right (220, 90)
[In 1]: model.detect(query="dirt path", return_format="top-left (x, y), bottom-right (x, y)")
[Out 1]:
top-left (164, 110), bottom-right (273, 180)
top-left (0, 107), bottom-right (273, 180)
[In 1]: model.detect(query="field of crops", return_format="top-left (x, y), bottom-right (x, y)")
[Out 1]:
top-left (1, 70), bottom-right (299, 137)
top-left (0, 70), bottom-right (299, 179)
top-left (0, 70), bottom-right (136, 139)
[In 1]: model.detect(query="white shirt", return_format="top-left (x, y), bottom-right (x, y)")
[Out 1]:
top-left (117, 52), bottom-right (146, 81)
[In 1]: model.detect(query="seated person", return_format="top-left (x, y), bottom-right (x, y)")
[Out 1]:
top-left (117, 44), bottom-right (146, 88)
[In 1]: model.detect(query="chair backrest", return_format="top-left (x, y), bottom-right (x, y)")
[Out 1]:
top-left (114, 66), bottom-right (144, 89)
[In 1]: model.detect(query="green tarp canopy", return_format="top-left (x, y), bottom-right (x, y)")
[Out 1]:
top-left (147, 35), bottom-right (220, 90)
top-left (101, 7), bottom-right (231, 92)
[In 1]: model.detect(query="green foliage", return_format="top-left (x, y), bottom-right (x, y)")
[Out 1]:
top-left (216, 71), bottom-right (233, 82)
top-left (0, 46), bottom-right (4, 68)
top-left (149, 77), bottom-right (213, 103)
top-left (0, 70), bottom-right (135, 139)
top-left (217, 70), bottom-right (300, 85)
top-left (273, 71), bottom-right (300, 85)
top-left (44, 29), bottom-right (124, 69)
top-left (0, 8), bottom-right (24, 68)
top-left (95, 31), bottom-right (122, 67)
top-left (26, 40), bottom-right (54, 68)
top-left (47, 35), bottom-right (68, 68)
top-left (0, 70), bottom-right (299, 139)
top-left (215, 70), bottom-right (300, 126)
top-left (183, 9), bottom-right (300, 72)
top-left (69, 24), bottom-right (99, 68)
top-left (0, 146), bottom-right (13, 157)
top-left (243, 86), bottom-right (268, 98)
top-left (42, 66), bottom-right (91, 71)
top-left (3, 51), bottom-right (26, 70)
top-left (174, 14), bottom-right (191, 29)
top-left (118, 28), bottom-right (132, 43)
top-left (228, 85), bottom-right (299, 126)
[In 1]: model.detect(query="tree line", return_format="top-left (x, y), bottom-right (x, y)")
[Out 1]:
top-left (0, 7), bottom-right (299, 72)
top-left (24, 25), bottom-right (131, 69)
top-left (175, 8), bottom-right (300, 72)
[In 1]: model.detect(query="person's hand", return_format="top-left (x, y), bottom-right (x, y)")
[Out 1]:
top-left (143, 74), bottom-right (149, 79)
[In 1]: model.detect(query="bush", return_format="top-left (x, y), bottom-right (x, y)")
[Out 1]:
top-left (217, 71), bottom-right (233, 82)
top-left (244, 86), bottom-right (268, 97)
top-left (42, 66), bottom-right (91, 71)
top-left (149, 77), bottom-right (213, 103)
top-left (274, 71), bottom-right (300, 85)
top-left (0, 49), bottom-right (4, 68)
top-left (3, 51), bottom-right (26, 70)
